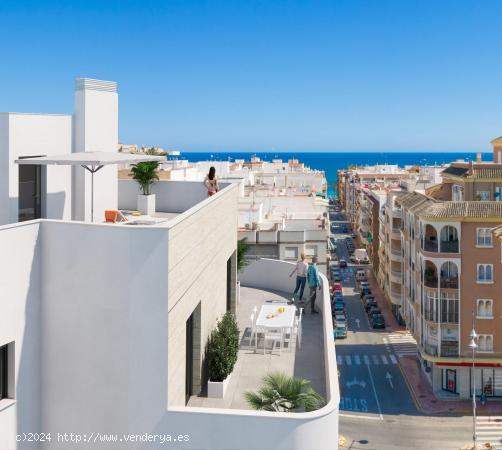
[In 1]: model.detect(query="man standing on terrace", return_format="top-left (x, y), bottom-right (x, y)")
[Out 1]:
top-left (307, 256), bottom-right (321, 314)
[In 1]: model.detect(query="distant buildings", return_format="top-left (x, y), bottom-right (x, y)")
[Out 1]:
top-left (341, 144), bottom-right (502, 399)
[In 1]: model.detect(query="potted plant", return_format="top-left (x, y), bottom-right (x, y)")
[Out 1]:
top-left (207, 312), bottom-right (240, 398)
top-left (245, 372), bottom-right (325, 412)
top-left (130, 160), bottom-right (159, 215)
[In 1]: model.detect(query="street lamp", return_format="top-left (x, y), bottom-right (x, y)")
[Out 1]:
top-left (469, 318), bottom-right (479, 450)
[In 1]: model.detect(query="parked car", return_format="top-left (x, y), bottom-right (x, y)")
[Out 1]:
top-left (360, 287), bottom-right (372, 298)
top-left (367, 306), bottom-right (381, 317)
top-left (351, 233), bottom-right (357, 239)
top-left (333, 323), bottom-right (347, 339)
top-left (371, 313), bottom-right (386, 329)
top-left (339, 259), bottom-right (347, 268)
top-left (333, 282), bottom-right (343, 292)
top-left (365, 300), bottom-right (378, 312)
top-left (334, 303), bottom-right (345, 314)
top-left (335, 314), bottom-right (346, 325)
top-left (359, 281), bottom-right (369, 289)
top-left (362, 295), bottom-right (375, 306)
top-left (355, 269), bottom-right (367, 282)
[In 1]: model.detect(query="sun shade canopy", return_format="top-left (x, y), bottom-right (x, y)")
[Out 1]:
top-left (15, 152), bottom-right (165, 221)
top-left (15, 151), bottom-right (165, 166)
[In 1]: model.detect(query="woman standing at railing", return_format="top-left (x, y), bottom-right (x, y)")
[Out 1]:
top-left (204, 166), bottom-right (219, 197)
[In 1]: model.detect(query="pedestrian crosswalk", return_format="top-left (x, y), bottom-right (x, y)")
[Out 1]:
top-left (336, 353), bottom-right (399, 366)
top-left (383, 332), bottom-right (417, 357)
top-left (476, 416), bottom-right (502, 448)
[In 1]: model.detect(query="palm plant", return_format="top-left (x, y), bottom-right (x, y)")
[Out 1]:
top-left (130, 161), bottom-right (159, 195)
top-left (237, 238), bottom-right (251, 273)
top-left (245, 372), bottom-right (325, 412)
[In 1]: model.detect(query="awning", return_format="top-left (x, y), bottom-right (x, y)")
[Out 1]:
top-left (15, 152), bottom-right (165, 221)
top-left (15, 151), bottom-right (164, 167)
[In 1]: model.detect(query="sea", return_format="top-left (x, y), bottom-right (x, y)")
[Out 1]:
top-left (181, 151), bottom-right (491, 196)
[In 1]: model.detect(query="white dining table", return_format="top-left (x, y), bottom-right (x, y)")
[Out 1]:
top-left (255, 304), bottom-right (296, 330)
top-left (255, 304), bottom-right (296, 354)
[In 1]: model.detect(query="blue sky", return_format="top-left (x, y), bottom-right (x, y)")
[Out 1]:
top-left (1, 0), bottom-right (502, 152)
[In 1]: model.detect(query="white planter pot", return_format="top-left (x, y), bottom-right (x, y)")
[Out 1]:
top-left (207, 372), bottom-right (232, 398)
top-left (137, 194), bottom-right (156, 215)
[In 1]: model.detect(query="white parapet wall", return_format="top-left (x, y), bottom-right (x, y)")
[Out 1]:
top-left (163, 258), bottom-right (340, 450)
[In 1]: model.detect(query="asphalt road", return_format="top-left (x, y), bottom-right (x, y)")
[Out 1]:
top-left (329, 209), bottom-right (472, 450)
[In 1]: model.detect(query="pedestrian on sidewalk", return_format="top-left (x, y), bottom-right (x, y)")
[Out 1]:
top-left (289, 253), bottom-right (308, 305)
top-left (307, 256), bottom-right (321, 314)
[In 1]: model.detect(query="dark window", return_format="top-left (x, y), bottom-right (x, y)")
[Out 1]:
top-left (0, 344), bottom-right (9, 400)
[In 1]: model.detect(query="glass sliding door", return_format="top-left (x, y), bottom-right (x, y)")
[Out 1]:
top-left (18, 163), bottom-right (42, 222)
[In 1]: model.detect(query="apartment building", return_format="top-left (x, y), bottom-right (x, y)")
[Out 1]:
top-left (0, 79), bottom-right (339, 450)
top-left (337, 164), bottom-right (408, 228)
top-left (375, 190), bottom-right (406, 322)
top-left (395, 145), bottom-right (502, 398)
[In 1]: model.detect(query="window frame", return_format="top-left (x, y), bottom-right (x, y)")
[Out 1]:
top-left (476, 228), bottom-right (493, 248)
top-left (478, 334), bottom-right (494, 353)
top-left (477, 299), bottom-right (493, 319)
top-left (477, 264), bottom-right (494, 283)
top-left (284, 246), bottom-right (299, 260)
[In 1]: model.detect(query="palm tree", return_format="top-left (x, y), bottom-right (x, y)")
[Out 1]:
top-left (245, 372), bottom-right (324, 412)
top-left (237, 238), bottom-right (251, 272)
top-left (130, 161), bottom-right (159, 195)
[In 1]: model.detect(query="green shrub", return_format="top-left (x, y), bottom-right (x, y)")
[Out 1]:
top-left (207, 312), bottom-right (240, 382)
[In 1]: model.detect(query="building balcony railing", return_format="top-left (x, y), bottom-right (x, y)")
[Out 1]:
top-left (440, 342), bottom-right (459, 357)
top-left (391, 269), bottom-right (402, 278)
top-left (422, 239), bottom-right (460, 254)
top-left (440, 240), bottom-right (459, 253)
top-left (423, 239), bottom-right (438, 252)
top-left (423, 343), bottom-right (438, 357)
top-left (440, 278), bottom-right (458, 289)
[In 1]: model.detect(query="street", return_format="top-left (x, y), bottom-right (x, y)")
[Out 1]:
top-left (331, 211), bottom-right (472, 450)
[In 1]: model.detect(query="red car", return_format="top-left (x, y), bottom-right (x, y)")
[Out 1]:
top-left (333, 282), bottom-right (343, 292)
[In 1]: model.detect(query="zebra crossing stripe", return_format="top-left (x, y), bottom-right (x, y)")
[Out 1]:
top-left (337, 354), bottom-right (400, 366)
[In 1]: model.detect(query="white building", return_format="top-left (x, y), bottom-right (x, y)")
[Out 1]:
top-left (0, 79), bottom-right (339, 450)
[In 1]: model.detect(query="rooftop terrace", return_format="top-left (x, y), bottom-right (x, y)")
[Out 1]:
top-left (188, 285), bottom-right (325, 410)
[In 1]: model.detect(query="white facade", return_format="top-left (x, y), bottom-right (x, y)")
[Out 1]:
top-left (0, 78), bottom-right (118, 226)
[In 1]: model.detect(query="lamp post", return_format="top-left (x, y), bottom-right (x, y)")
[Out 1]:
top-left (469, 311), bottom-right (479, 450)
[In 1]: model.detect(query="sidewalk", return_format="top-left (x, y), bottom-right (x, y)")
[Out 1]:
top-left (400, 356), bottom-right (502, 415)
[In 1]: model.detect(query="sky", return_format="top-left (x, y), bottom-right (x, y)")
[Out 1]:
top-left (1, 0), bottom-right (502, 152)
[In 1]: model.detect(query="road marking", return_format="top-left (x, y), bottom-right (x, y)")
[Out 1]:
top-left (337, 355), bottom-right (343, 365)
top-left (390, 354), bottom-right (398, 364)
top-left (364, 355), bottom-right (370, 365)
top-left (385, 371), bottom-right (394, 388)
top-left (366, 362), bottom-right (384, 420)
top-left (354, 355), bottom-right (361, 365)
top-left (372, 355), bottom-right (380, 365)
top-left (381, 355), bottom-right (388, 365)
top-left (476, 416), bottom-right (502, 446)
top-left (339, 412), bottom-right (383, 421)
top-left (345, 355), bottom-right (352, 365)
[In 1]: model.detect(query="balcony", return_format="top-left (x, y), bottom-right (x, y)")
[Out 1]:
top-left (390, 269), bottom-right (402, 283)
top-left (390, 287), bottom-right (401, 304)
top-left (423, 239), bottom-right (438, 252)
top-left (440, 278), bottom-right (458, 289)
top-left (389, 248), bottom-right (402, 261)
top-left (441, 341), bottom-right (459, 357)
top-left (440, 240), bottom-right (459, 253)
